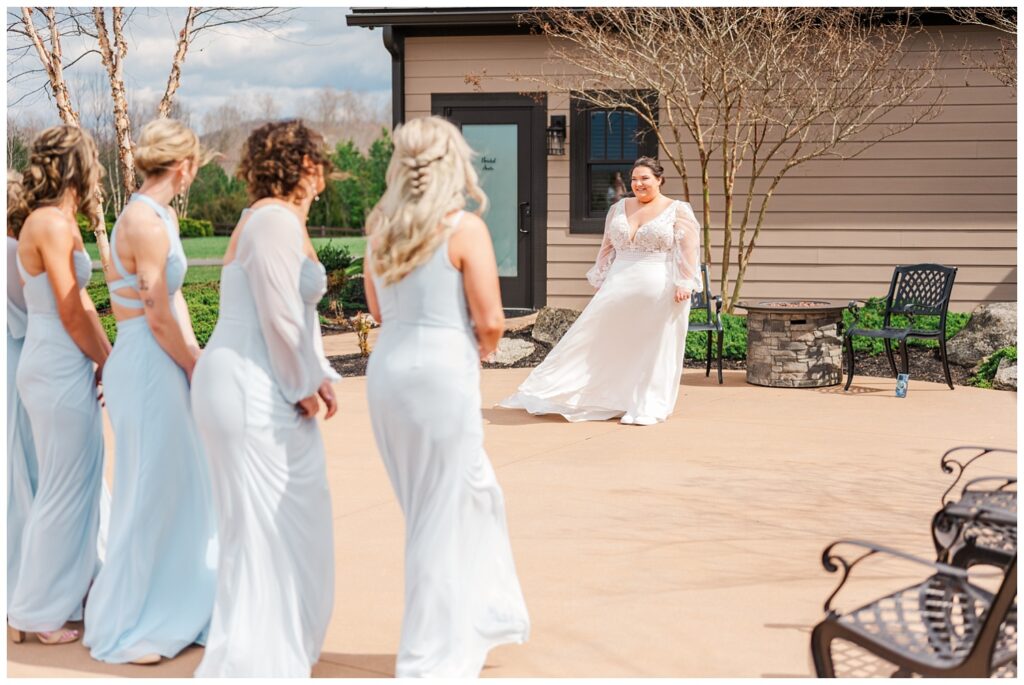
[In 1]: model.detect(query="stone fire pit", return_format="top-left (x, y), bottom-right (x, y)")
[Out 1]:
top-left (735, 300), bottom-right (849, 388)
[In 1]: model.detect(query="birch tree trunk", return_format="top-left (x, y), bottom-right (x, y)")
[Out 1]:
top-left (20, 7), bottom-right (112, 278)
top-left (93, 7), bottom-right (137, 200)
top-left (159, 7), bottom-right (198, 119)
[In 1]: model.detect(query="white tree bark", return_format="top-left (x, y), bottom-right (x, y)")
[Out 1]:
top-left (93, 7), bottom-right (137, 198)
top-left (158, 7), bottom-right (198, 120)
top-left (20, 7), bottom-right (112, 277)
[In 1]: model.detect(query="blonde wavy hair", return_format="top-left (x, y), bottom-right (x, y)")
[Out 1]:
top-left (7, 125), bottom-right (102, 237)
top-left (367, 116), bottom-right (487, 285)
top-left (134, 118), bottom-right (213, 178)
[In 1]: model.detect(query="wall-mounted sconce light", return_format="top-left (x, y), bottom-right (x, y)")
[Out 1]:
top-left (546, 115), bottom-right (566, 156)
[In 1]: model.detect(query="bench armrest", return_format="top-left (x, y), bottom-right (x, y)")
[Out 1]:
top-left (820, 538), bottom-right (968, 613)
top-left (940, 446), bottom-right (1018, 505)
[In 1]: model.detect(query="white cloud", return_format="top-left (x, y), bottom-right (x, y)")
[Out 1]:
top-left (7, 7), bottom-right (391, 131)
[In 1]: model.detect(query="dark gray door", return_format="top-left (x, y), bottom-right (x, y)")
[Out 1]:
top-left (433, 94), bottom-right (546, 312)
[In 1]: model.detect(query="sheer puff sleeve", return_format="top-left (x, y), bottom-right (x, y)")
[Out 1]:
top-left (236, 206), bottom-right (331, 404)
top-left (585, 200), bottom-right (621, 289)
top-left (673, 201), bottom-right (703, 293)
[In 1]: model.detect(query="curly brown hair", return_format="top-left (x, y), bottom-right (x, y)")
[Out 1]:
top-left (8, 125), bottom-right (103, 237)
top-left (236, 120), bottom-right (333, 202)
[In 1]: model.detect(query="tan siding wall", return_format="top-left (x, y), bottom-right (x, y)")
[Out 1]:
top-left (404, 27), bottom-right (1016, 311)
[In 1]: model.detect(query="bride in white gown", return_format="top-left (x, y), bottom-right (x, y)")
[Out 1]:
top-left (500, 157), bottom-right (701, 425)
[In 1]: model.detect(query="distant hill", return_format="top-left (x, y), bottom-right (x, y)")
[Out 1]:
top-left (199, 91), bottom-right (391, 173)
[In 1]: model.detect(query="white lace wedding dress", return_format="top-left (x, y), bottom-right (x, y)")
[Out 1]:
top-left (500, 198), bottom-right (702, 423)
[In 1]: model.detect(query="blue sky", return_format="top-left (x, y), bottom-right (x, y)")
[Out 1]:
top-left (6, 7), bottom-right (392, 132)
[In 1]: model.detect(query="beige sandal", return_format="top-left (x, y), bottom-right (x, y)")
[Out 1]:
top-left (8, 625), bottom-right (80, 645)
top-left (36, 628), bottom-right (80, 645)
top-left (131, 653), bottom-right (162, 665)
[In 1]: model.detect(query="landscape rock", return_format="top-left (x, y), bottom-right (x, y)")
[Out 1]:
top-left (993, 358), bottom-right (1017, 392)
top-left (946, 303), bottom-right (1017, 367)
top-left (532, 307), bottom-right (581, 345)
top-left (492, 338), bottom-right (536, 366)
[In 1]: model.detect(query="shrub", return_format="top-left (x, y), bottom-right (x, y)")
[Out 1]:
top-left (179, 217), bottom-right (214, 238)
top-left (89, 281), bottom-right (221, 348)
top-left (86, 281), bottom-right (110, 312)
top-left (969, 346), bottom-right (1016, 389)
top-left (182, 282), bottom-right (221, 347)
top-left (316, 240), bottom-right (355, 274)
top-left (77, 214), bottom-right (96, 243)
top-left (686, 309), bottom-right (747, 361)
top-left (341, 275), bottom-right (368, 314)
top-left (316, 241), bottom-right (369, 316)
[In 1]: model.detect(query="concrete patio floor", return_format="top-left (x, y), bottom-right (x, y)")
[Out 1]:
top-left (7, 350), bottom-right (1017, 677)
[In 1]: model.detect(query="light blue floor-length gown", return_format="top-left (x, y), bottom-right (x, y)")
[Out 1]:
top-left (82, 193), bottom-right (217, 663)
top-left (191, 204), bottom-right (338, 677)
top-left (366, 213), bottom-right (531, 677)
top-left (7, 236), bottom-right (39, 605)
top-left (9, 247), bottom-right (104, 633)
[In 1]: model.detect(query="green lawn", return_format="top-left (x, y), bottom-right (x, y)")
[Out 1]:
top-left (87, 236), bottom-right (366, 284)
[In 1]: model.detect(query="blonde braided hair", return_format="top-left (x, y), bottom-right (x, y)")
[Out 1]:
top-left (367, 116), bottom-right (487, 285)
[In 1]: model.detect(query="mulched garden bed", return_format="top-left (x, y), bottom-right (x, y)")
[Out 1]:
top-left (328, 325), bottom-right (975, 386)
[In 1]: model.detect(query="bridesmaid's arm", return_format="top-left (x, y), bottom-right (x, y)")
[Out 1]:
top-left (172, 291), bottom-right (201, 358)
top-left (35, 214), bottom-right (111, 369)
top-left (363, 250), bottom-right (382, 324)
top-left (132, 220), bottom-right (200, 378)
top-left (449, 212), bottom-right (504, 361)
top-left (239, 210), bottom-right (324, 410)
top-left (362, 219), bottom-right (382, 323)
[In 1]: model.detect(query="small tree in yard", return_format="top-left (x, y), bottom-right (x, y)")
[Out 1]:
top-left (10, 7), bottom-right (291, 274)
top-left (516, 8), bottom-right (945, 311)
top-left (945, 7), bottom-right (1017, 95)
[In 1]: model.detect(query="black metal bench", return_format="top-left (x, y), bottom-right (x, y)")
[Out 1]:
top-left (811, 537), bottom-right (1017, 678)
top-left (689, 263), bottom-right (724, 384)
top-left (932, 446), bottom-right (1017, 570)
top-left (843, 263), bottom-right (958, 391)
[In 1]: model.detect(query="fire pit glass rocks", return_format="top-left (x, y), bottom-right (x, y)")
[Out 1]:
top-left (735, 299), bottom-right (850, 388)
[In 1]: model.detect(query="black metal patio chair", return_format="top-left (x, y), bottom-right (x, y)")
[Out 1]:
top-left (932, 446), bottom-right (1017, 570)
top-left (810, 537), bottom-right (1017, 678)
top-left (689, 263), bottom-right (723, 384)
top-left (843, 264), bottom-right (958, 391)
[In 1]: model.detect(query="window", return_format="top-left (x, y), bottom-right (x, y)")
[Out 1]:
top-left (569, 92), bottom-right (658, 234)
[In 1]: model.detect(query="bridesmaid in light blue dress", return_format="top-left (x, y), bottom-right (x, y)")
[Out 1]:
top-left (7, 125), bottom-right (110, 646)
top-left (191, 120), bottom-right (339, 677)
top-left (364, 116), bottom-right (530, 677)
top-left (82, 119), bottom-right (216, 666)
top-left (7, 218), bottom-right (39, 605)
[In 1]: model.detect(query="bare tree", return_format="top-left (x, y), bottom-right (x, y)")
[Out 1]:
top-left (946, 7), bottom-right (1016, 95)
top-left (92, 7), bottom-right (137, 197)
top-left (254, 91), bottom-right (279, 121)
top-left (16, 7), bottom-right (81, 126)
top-left (158, 7), bottom-right (292, 119)
top-left (11, 6), bottom-right (295, 204)
top-left (302, 87), bottom-right (392, 150)
top-left (512, 8), bottom-right (945, 310)
top-left (16, 7), bottom-right (114, 276)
